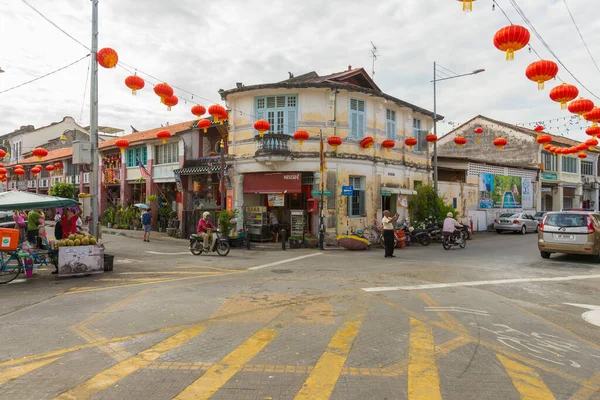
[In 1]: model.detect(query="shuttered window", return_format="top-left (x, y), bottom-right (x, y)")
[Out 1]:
top-left (413, 118), bottom-right (428, 151)
top-left (126, 146), bottom-right (147, 167)
top-left (255, 95), bottom-right (297, 135)
top-left (349, 99), bottom-right (366, 139)
top-left (349, 176), bottom-right (366, 217)
top-left (386, 109), bottom-right (396, 139)
top-left (155, 142), bottom-right (179, 165)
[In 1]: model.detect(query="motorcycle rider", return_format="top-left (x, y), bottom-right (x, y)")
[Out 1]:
top-left (197, 211), bottom-right (215, 251)
top-left (442, 212), bottom-right (463, 242)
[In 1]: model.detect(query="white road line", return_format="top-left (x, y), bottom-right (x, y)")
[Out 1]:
top-left (146, 251), bottom-right (191, 255)
top-left (424, 307), bottom-right (490, 316)
top-left (563, 303), bottom-right (600, 328)
top-left (248, 253), bottom-right (323, 271)
top-left (362, 273), bottom-right (600, 292)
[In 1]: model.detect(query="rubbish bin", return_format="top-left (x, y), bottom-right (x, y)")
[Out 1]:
top-left (104, 254), bottom-right (114, 272)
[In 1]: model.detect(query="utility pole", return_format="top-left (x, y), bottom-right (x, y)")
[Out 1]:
top-left (220, 138), bottom-right (226, 211)
top-left (319, 129), bottom-right (325, 250)
top-left (433, 61), bottom-right (438, 197)
top-left (89, 0), bottom-right (99, 238)
top-left (370, 42), bottom-right (379, 79)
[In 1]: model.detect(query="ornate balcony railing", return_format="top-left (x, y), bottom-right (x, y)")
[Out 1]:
top-left (255, 134), bottom-right (291, 157)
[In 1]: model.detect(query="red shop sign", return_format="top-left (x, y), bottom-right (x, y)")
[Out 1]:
top-left (243, 172), bottom-right (302, 194)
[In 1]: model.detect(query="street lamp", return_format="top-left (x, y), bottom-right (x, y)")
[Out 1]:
top-left (431, 62), bottom-right (484, 197)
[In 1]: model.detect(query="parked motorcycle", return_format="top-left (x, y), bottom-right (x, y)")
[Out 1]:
top-left (404, 226), bottom-right (431, 246)
top-left (189, 230), bottom-right (230, 256)
top-left (442, 230), bottom-right (466, 250)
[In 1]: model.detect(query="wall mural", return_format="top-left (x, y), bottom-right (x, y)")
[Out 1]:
top-left (479, 174), bottom-right (523, 209)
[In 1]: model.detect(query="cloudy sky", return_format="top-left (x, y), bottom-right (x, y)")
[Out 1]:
top-left (1, 0), bottom-right (599, 141)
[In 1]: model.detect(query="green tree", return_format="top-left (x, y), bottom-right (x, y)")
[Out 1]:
top-left (49, 182), bottom-right (75, 199)
top-left (408, 184), bottom-right (457, 222)
top-left (218, 209), bottom-right (239, 237)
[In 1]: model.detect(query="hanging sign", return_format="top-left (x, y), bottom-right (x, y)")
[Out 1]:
top-left (342, 186), bottom-right (354, 196)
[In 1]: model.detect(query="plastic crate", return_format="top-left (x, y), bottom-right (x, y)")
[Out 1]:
top-left (104, 254), bottom-right (114, 272)
top-left (0, 228), bottom-right (20, 251)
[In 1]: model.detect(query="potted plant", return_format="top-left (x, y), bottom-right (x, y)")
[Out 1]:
top-left (217, 209), bottom-right (239, 238)
top-left (303, 233), bottom-right (318, 248)
top-left (288, 236), bottom-right (304, 249)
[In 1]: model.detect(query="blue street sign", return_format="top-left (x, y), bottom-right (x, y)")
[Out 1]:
top-left (342, 186), bottom-right (354, 196)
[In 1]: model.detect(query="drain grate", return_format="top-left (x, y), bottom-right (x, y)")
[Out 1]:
top-left (271, 269), bottom-right (293, 274)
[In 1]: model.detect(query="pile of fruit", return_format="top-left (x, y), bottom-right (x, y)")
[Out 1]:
top-left (56, 233), bottom-right (97, 248)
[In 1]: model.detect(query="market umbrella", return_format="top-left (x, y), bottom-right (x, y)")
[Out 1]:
top-left (0, 191), bottom-right (78, 211)
top-left (134, 203), bottom-right (150, 210)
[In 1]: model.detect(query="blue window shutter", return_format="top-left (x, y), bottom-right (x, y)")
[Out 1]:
top-left (126, 149), bottom-right (133, 167)
top-left (350, 111), bottom-right (358, 138)
top-left (358, 112), bottom-right (365, 139)
top-left (143, 146), bottom-right (147, 164)
top-left (286, 108), bottom-right (297, 135)
top-left (361, 102), bottom-right (366, 138)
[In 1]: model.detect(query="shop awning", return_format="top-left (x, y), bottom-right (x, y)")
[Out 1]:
top-left (0, 191), bottom-right (78, 211)
top-left (380, 187), bottom-right (417, 196)
top-left (244, 172), bottom-right (302, 194)
top-left (173, 165), bottom-right (222, 175)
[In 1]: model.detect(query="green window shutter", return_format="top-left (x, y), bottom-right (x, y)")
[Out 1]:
top-left (286, 108), bottom-right (297, 135)
top-left (143, 146), bottom-right (148, 164)
top-left (126, 149), bottom-right (133, 167)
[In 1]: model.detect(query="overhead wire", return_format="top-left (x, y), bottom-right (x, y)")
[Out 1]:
top-left (561, 0), bottom-right (600, 76)
top-left (79, 56), bottom-right (92, 122)
top-left (436, 63), bottom-right (459, 77)
top-left (0, 55), bottom-right (90, 95)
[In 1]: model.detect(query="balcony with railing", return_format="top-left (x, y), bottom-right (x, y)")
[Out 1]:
top-left (255, 134), bottom-right (291, 160)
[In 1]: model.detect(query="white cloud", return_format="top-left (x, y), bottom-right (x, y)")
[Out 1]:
top-left (0, 0), bottom-right (599, 142)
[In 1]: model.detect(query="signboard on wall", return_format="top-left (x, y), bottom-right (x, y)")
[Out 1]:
top-left (268, 194), bottom-right (285, 207)
top-left (479, 173), bottom-right (522, 209)
top-left (522, 178), bottom-right (533, 209)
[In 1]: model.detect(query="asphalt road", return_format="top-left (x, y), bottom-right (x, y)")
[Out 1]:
top-left (0, 231), bottom-right (599, 399)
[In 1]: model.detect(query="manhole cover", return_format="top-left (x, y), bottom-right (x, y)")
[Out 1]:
top-left (271, 269), bottom-right (293, 274)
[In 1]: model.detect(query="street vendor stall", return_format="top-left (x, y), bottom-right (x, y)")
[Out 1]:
top-left (0, 191), bottom-right (104, 277)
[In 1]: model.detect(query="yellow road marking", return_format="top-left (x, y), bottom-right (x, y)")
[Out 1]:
top-left (294, 298), bottom-right (334, 324)
top-left (497, 354), bottom-right (556, 400)
top-left (64, 271), bottom-right (245, 294)
top-left (408, 318), bottom-right (442, 400)
top-left (54, 326), bottom-right (204, 400)
top-left (174, 329), bottom-right (277, 400)
top-left (0, 357), bottom-right (60, 385)
top-left (570, 371), bottom-right (600, 400)
top-left (416, 292), bottom-right (468, 335)
top-left (294, 295), bottom-right (370, 400)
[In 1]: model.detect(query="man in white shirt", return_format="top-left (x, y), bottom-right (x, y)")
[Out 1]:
top-left (443, 212), bottom-right (463, 241)
top-left (382, 210), bottom-right (399, 258)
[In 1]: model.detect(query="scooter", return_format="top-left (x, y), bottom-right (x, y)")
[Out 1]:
top-left (189, 230), bottom-right (230, 256)
top-left (441, 230), bottom-right (466, 250)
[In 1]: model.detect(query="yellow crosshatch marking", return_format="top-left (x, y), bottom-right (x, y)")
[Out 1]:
top-left (54, 327), bottom-right (204, 400)
top-left (497, 354), bottom-right (556, 400)
top-left (0, 357), bottom-right (61, 386)
top-left (408, 318), bottom-right (442, 400)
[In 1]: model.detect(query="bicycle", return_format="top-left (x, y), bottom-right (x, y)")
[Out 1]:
top-left (0, 248), bottom-right (25, 284)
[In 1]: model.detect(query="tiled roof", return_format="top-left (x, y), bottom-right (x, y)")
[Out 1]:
top-left (10, 120), bottom-right (196, 166)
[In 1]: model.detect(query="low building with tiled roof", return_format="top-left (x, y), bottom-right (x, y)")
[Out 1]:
top-left (436, 115), bottom-right (600, 220)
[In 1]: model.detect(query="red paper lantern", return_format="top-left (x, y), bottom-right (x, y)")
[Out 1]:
top-left (292, 130), bottom-right (310, 146)
top-left (493, 138), bottom-right (507, 150)
top-left (34, 164), bottom-right (42, 170)
top-left (253, 119), bottom-right (271, 138)
top-left (115, 139), bottom-right (130, 153)
top-left (360, 137), bottom-right (375, 149)
top-left (32, 147), bottom-right (48, 161)
top-left (381, 139), bottom-right (395, 152)
top-left (526, 60), bottom-right (558, 90)
top-left (549, 83), bottom-right (579, 109)
top-left (576, 143), bottom-right (588, 152)
top-left (156, 130), bottom-right (171, 144)
top-left (0, 150), bottom-right (5, 158)
top-left (14, 165), bottom-right (23, 170)
top-left (328, 136), bottom-right (343, 150)
top-left (586, 126), bottom-right (600, 137)
top-left (586, 138), bottom-right (598, 150)
top-left (154, 83), bottom-right (174, 102)
top-left (0, 168), bottom-right (7, 175)
top-left (197, 119), bottom-right (211, 133)
top-left (425, 134), bottom-right (438, 147)
top-left (0, 163), bottom-right (4, 168)
top-left (54, 162), bottom-right (64, 170)
top-left (125, 74), bottom-right (145, 95)
top-left (163, 95), bottom-right (178, 111)
top-left (191, 105), bottom-right (206, 119)
top-left (474, 127), bottom-right (483, 144)
top-left (454, 137), bottom-right (467, 148)
top-left (578, 152), bottom-right (588, 159)
top-left (493, 25), bottom-right (530, 61)
top-left (97, 48), bottom-right (118, 68)
top-left (30, 167), bottom-right (40, 177)
top-left (536, 134), bottom-right (552, 146)
top-left (568, 97), bottom-right (595, 119)
top-left (404, 137), bottom-right (418, 150)
top-left (457, 0), bottom-right (475, 12)
top-left (14, 168), bottom-right (24, 176)
top-left (584, 107), bottom-right (600, 127)
top-left (534, 125), bottom-right (545, 132)
top-left (46, 165), bottom-right (55, 173)
top-left (208, 104), bottom-right (228, 124)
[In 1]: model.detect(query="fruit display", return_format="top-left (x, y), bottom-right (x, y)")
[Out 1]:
top-left (55, 233), bottom-right (98, 248)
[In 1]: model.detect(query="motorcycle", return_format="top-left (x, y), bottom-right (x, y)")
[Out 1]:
top-left (458, 225), bottom-right (471, 241)
top-left (442, 229), bottom-right (466, 250)
top-left (404, 226), bottom-right (431, 246)
top-left (189, 230), bottom-right (231, 256)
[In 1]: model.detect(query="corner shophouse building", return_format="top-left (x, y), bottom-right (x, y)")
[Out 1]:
top-left (219, 66), bottom-right (437, 240)
top-left (437, 115), bottom-right (600, 230)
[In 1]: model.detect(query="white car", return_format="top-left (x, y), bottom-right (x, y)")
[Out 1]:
top-left (494, 212), bottom-right (539, 234)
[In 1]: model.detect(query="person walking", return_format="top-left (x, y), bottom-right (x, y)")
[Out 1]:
top-left (13, 211), bottom-right (27, 245)
top-left (141, 208), bottom-right (152, 242)
top-left (26, 209), bottom-right (42, 247)
top-left (382, 210), bottom-right (399, 258)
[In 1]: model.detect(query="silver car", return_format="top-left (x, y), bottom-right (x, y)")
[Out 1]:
top-left (494, 212), bottom-right (539, 234)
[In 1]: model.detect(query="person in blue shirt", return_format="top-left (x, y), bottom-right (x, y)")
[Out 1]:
top-left (141, 209), bottom-right (152, 242)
